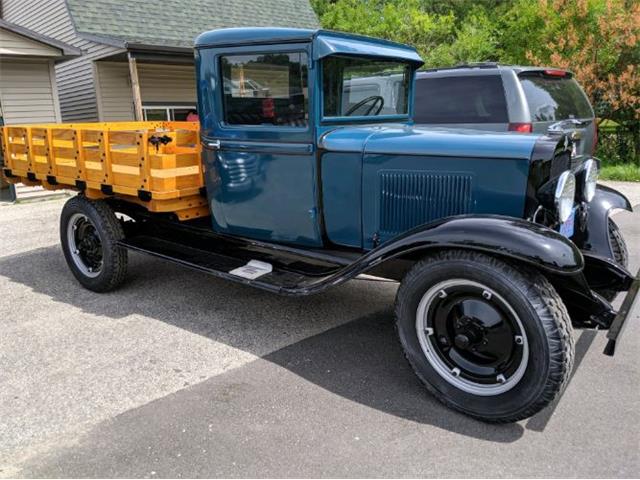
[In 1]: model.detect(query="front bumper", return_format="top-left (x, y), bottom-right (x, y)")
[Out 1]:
top-left (603, 267), bottom-right (640, 356)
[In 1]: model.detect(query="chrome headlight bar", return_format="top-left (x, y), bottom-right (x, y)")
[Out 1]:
top-left (576, 158), bottom-right (599, 203)
top-left (537, 170), bottom-right (576, 223)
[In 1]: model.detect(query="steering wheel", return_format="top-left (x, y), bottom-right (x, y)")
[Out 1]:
top-left (345, 95), bottom-right (385, 116)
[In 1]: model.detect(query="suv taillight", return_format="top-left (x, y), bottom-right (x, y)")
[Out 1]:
top-left (509, 122), bottom-right (533, 133)
top-left (543, 69), bottom-right (568, 77)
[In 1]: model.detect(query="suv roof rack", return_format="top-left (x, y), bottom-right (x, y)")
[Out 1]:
top-left (421, 62), bottom-right (500, 72)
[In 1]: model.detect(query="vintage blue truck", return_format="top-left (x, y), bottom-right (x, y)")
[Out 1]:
top-left (5, 28), bottom-right (637, 423)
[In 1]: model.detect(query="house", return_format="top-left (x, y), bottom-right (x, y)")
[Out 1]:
top-left (0, 19), bottom-right (79, 201)
top-left (0, 0), bottom-right (320, 123)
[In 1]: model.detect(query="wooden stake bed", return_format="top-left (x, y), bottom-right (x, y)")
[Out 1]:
top-left (0, 121), bottom-right (209, 220)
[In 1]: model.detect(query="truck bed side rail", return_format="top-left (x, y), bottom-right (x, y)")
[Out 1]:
top-left (1, 121), bottom-right (208, 220)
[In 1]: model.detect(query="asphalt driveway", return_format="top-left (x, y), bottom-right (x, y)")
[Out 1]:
top-left (0, 194), bottom-right (638, 478)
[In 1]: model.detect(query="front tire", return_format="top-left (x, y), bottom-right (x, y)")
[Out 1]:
top-left (60, 195), bottom-right (128, 292)
top-left (395, 250), bottom-right (574, 423)
top-left (596, 218), bottom-right (629, 302)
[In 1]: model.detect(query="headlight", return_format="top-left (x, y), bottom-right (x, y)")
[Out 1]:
top-left (580, 158), bottom-right (599, 202)
top-left (554, 171), bottom-right (576, 223)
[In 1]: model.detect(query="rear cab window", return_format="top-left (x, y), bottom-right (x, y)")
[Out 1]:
top-left (518, 72), bottom-right (593, 121)
top-left (414, 74), bottom-right (508, 124)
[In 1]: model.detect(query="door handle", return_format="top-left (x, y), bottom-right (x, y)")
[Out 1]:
top-left (203, 139), bottom-right (221, 150)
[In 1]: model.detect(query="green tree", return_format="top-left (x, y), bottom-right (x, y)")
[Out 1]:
top-left (429, 7), bottom-right (499, 66)
top-left (319, 0), bottom-right (457, 62)
top-left (316, 0), bottom-right (503, 67)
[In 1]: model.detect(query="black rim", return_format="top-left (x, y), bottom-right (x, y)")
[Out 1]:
top-left (426, 283), bottom-right (525, 386)
top-left (74, 217), bottom-right (103, 271)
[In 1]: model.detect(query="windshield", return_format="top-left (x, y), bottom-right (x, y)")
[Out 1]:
top-left (322, 56), bottom-right (412, 118)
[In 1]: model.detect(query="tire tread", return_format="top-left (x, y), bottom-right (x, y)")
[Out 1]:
top-left (596, 218), bottom-right (629, 301)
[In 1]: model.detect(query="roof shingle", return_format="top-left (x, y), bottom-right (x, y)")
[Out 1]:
top-left (66, 0), bottom-right (320, 50)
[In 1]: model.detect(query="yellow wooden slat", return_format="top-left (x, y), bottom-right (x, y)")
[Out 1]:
top-left (1, 121), bottom-right (209, 221)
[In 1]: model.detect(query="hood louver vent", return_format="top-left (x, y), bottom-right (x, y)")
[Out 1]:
top-left (379, 171), bottom-right (473, 236)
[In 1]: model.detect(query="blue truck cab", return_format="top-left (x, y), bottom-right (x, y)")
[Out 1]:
top-left (195, 28), bottom-right (538, 249)
top-left (56, 28), bottom-right (638, 423)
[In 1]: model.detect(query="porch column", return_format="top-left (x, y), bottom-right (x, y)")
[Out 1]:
top-left (127, 52), bottom-right (144, 121)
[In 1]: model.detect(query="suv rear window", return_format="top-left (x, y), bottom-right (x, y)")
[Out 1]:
top-left (519, 73), bottom-right (593, 122)
top-left (414, 75), bottom-right (508, 124)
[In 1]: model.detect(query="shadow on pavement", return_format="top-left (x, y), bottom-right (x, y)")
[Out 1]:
top-left (525, 329), bottom-right (598, 431)
top-left (0, 245), bottom-right (526, 442)
top-left (20, 312), bottom-right (525, 478)
top-left (262, 310), bottom-right (524, 442)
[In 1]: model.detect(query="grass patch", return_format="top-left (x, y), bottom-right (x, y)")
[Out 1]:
top-left (600, 163), bottom-right (640, 182)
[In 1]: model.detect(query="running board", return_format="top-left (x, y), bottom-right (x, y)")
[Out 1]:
top-left (118, 235), bottom-right (345, 296)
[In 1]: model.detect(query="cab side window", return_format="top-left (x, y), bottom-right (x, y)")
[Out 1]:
top-left (220, 52), bottom-right (308, 127)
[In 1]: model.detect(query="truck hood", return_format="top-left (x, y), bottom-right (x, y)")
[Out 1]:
top-left (319, 125), bottom-right (539, 160)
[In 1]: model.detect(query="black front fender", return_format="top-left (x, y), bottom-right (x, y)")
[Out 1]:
top-left (361, 215), bottom-right (618, 329)
top-left (364, 214), bottom-right (584, 276)
top-left (575, 184), bottom-right (633, 260)
top-left (268, 215), bottom-right (585, 295)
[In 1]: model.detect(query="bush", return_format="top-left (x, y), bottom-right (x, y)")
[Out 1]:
top-left (600, 163), bottom-right (640, 182)
top-left (597, 129), bottom-right (639, 165)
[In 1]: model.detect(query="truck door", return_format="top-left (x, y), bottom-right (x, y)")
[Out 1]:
top-left (197, 45), bottom-right (322, 246)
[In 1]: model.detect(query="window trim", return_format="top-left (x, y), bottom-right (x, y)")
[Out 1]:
top-left (142, 105), bottom-right (197, 121)
top-left (218, 49), bottom-right (311, 131)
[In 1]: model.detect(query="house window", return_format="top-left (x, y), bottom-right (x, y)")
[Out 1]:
top-left (142, 106), bottom-right (196, 121)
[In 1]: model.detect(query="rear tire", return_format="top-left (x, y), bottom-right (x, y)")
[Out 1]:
top-left (395, 250), bottom-right (574, 423)
top-left (60, 195), bottom-right (128, 292)
top-left (596, 218), bottom-right (629, 302)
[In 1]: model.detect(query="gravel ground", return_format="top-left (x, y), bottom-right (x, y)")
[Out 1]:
top-left (0, 189), bottom-right (638, 478)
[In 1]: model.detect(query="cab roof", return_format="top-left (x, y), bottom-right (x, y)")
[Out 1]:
top-left (194, 27), bottom-right (424, 66)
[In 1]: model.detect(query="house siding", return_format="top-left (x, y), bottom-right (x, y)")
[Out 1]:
top-left (95, 62), bottom-right (135, 121)
top-left (0, 57), bottom-right (63, 200)
top-left (0, 28), bottom-right (61, 56)
top-left (138, 63), bottom-right (197, 104)
top-left (0, 58), bottom-right (59, 124)
top-left (1, 0), bottom-right (124, 122)
top-left (94, 62), bottom-right (198, 120)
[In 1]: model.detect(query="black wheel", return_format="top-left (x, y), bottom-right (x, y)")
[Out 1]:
top-left (395, 250), bottom-right (574, 423)
top-left (596, 218), bottom-right (629, 302)
top-left (60, 195), bottom-right (128, 292)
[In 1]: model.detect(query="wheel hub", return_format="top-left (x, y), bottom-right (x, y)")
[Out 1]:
top-left (453, 316), bottom-right (485, 349)
top-left (67, 213), bottom-right (103, 277)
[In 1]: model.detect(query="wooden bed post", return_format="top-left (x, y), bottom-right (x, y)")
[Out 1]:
top-left (127, 53), bottom-right (144, 121)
